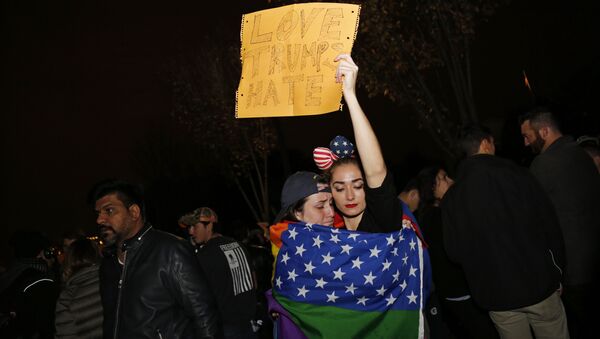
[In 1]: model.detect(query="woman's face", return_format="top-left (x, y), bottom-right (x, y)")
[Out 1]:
top-left (294, 192), bottom-right (335, 226)
top-left (434, 169), bottom-right (454, 201)
top-left (330, 163), bottom-right (366, 218)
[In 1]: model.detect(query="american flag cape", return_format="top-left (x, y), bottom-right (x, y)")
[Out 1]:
top-left (271, 221), bottom-right (426, 338)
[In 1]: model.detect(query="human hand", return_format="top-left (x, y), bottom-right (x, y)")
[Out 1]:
top-left (334, 53), bottom-right (358, 97)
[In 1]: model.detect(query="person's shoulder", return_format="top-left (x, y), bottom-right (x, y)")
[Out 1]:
top-left (69, 265), bottom-right (100, 285)
top-left (151, 228), bottom-right (186, 244)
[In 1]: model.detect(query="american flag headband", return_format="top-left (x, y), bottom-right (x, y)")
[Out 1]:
top-left (313, 135), bottom-right (356, 171)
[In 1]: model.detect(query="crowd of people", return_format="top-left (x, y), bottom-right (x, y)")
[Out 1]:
top-left (0, 54), bottom-right (598, 339)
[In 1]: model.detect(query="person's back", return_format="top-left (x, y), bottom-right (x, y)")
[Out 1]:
top-left (55, 237), bottom-right (103, 339)
top-left (443, 154), bottom-right (564, 310)
top-left (180, 207), bottom-right (257, 339)
top-left (197, 236), bottom-right (257, 337)
top-left (442, 124), bottom-right (568, 339)
top-left (56, 265), bottom-right (102, 338)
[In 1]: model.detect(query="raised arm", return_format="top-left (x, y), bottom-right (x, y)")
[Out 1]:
top-left (335, 54), bottom-right (387, 188)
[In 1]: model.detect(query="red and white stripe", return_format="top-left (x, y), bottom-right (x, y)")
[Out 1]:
top-left (313, 147), bottom-right (339, 170)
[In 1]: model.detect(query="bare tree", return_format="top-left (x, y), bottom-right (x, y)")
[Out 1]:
top-left (167, 34), bottom-right (278, 223)
top-left (272, 0), bottom-right (508, 157)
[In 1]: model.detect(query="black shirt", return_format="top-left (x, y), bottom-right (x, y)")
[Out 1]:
top-left (357, 172), bottom-right (404, 233)
top-left (196, 236), bottom-right (256, 328)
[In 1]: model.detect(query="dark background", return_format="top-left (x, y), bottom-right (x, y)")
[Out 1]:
top-left (1, 0), bottom-right (599, 266)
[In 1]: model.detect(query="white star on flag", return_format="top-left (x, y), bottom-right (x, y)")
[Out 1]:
top-left (287, 269), bottom-right (298, 282)
top-left (386, 234), bottom-right (396, 246)
top-left (330, 234), bottom-right (341, 244)
top-left (369, 245), bottom-right (381, 258)
top-left (345, 283), bottom-right (357, 295)
top-left (409, 265), bottom-right (418, 277)
top-left (382, 259), bottom-right (392, 271)
top-left (333, 267), bottom-right (346, 281)
top-left (409, 239), bottom-right (417, 251)
top-left (295, 244), bottom-right (306, 257)
top-left (327, 291), bottom-right (339, 303)
top-left (297, 285), bottom-right (309, 298)
top-left (351, 257), bottom-right (364, 269)
top-left (340, 244), bottom-right (353, 255)
top-left (363, 271), bottom-right (376, 285)
top-left (407, 291), bottom-right (418, 304)
top-left (313, 235), bottom-right (323, 248)
top-left (275, 276), bottom-right (282, 288)
top-left (288, 228), bottom-right (298, 240)
top-left (402, 253), bottom-right (409, 265)
top-left (281, 252), bottom-right (290, 265)
top-left (315, 277), bottom-right (328, 289)
top-left (399, 233), bottom-right (405, 242)
top-left (393, 270), bottom-right (401, 283)
top-left (391, 248), bottom-right (399, 256)
top-left (347, 233), bottom-right (359, 241)
top-left (400, 280), bottom-right (407, 291)
top-left (386, 294), bottom-right (398, 306)
top-left (321, 252), bottom-right (334, 265)
top-left (356, 296), bottom-right (369, 306)
top-left (376, 285), bottom-right (387, 296)
top-left (304, 261), bottom-right (316, 274)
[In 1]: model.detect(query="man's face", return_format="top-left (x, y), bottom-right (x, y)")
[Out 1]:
top-left (188, 219), bottom-right (212, 245)
top-left (521, 120), bottom-right (545, 154)
top-left (95, 193), bottom-right (138, 247)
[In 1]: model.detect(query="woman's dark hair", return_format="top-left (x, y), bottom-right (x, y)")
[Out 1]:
top-left (62, 238), bottom-right (101, 282)
top-left (416, 165), bottom-right (443, 212)
top-left (280, 197), bottom-right (309, 222)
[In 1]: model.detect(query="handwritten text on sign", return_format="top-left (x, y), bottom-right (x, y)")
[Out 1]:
top-left (236, 3), bottom-right (360, 118)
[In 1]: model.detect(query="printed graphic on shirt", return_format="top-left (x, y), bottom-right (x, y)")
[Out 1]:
top-left (221, 242), bottom-right (253, 295)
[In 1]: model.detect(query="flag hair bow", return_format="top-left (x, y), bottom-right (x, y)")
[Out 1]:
top-left (313, 135), bottom-right (355, 170)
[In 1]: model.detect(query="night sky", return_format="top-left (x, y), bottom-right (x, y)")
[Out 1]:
top-left (1, 0), bottom-right (599, 266)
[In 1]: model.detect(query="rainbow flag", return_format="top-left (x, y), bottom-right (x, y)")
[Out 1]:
top-left (271, 222), bottom-right (426, 338)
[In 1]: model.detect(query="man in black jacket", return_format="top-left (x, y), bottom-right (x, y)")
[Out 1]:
top-left (520, 108), bottom-right (600, 339)
top-left (441, 125), bottom-right (568, 339)
top-left (89, 179), bottom-right (219, 339)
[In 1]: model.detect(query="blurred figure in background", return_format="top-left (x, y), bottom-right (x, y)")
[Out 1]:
top-left (55, 237), bottom-right (103, 339)
top-left (0, 230), bottom-right (59, 339)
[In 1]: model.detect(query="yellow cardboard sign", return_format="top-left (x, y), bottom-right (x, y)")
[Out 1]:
top-left (236, 3), bottom-right (361, 118)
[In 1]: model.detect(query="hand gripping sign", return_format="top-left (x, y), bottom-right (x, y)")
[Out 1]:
top-left (236, 3), bottom-right (361, 118)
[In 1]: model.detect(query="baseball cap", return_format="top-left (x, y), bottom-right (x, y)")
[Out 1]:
top-left (274, 171), bottom-right (331, 223)
top-left (178, 207), bottom-right (219, 227)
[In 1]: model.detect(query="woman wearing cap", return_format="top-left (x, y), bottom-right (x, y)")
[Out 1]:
top-left (267, 171), bottom-right (335, 339)
top-left (269, 170), bottom-right (335, 267)
top-left (273, 171), bottom-right (335, 227)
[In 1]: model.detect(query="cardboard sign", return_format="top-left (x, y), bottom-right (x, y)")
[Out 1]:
top-left (236, 3), bottom-right (361, 118)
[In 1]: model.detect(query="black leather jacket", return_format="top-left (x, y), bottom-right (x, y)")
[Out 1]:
top-left (100, 225), bottom-right (220, 339)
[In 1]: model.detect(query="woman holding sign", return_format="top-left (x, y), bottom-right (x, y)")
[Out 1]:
top-left (316, 54), bottom-right (425, 238)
